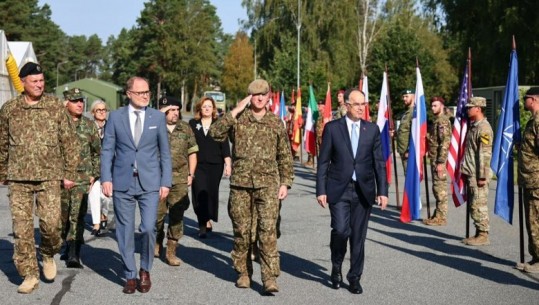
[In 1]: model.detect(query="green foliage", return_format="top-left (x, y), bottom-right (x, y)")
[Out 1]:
top-left (222, 32), bottom-right (254, 104)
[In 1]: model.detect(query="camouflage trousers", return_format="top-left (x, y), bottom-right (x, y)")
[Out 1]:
top-left (431, 163), bottom-right (448, 219)
top-left (401, 158), bottom-right (408, 174)
top-left (61, 184), bottom-right (89, 242)
top-left (156, 184), bottom-right (189, 244)
top-left (250, 200), bottom-right (283, 243)
top-left (466, 176), bottom-right (490, 232)
top-left (523, 188), bottom-right (539, 260)
top-left (228, 186), bottom-right (280, 282)
top-left (9, 180), bottom-right (62, 278)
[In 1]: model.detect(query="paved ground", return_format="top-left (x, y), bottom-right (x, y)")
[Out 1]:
top-left (0, 146), bottom-right (538, 304)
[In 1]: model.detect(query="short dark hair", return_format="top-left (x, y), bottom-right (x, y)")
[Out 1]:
top-left (344, 87), bottom-right (365, 103)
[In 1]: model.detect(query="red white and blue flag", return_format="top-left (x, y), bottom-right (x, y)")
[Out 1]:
top-left (447, 58), bottom-right (471, 207)
top-left (376, 71), bottom-right (392, 184)
top-left (400, 66), bottom-right (427, 223)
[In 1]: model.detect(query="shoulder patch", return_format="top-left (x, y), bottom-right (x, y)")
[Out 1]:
top-left (480, 133), bottom-right (491, 145)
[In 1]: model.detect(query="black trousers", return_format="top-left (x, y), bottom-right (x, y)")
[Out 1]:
top-left (329, 181), bottom-right (372, 281)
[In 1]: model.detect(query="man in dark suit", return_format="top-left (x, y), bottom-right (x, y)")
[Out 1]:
top-left (101, 76), bottom-right (172, 294)
top-left (316, 88), bottom-right (388, 294)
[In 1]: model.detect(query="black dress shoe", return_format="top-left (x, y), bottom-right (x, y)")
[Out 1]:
top-left (330, 268), bottom-right (342, 289)
top-left (91, 228), bottom-right (101, 236)
top-left (348, 280), bottom-right (363, 294)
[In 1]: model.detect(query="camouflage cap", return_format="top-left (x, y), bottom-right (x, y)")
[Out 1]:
top-left (63, 88), bottom-right (85, 101)
top-left (19, 62), bottom-right (43, 78)
top-left (248, 79), bottom-right (270, 95)
top-left (524, 87), bottom-right (539, 98)
top-left (466, 96), bottom-right (487, 107)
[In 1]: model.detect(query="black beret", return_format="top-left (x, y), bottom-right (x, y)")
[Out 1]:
top-left (19, 62), bottom-right (43, 78)
top-left (158, 96), bottom-right (181, 110)
top-left (524, 87), bottom-right (539, 98)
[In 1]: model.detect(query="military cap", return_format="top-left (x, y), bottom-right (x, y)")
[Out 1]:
top-left (401, 89), bottom-right (415, 95)
top-left (524, 87), bottom-right (539, 98)
top-left (63, 88), bottom-right (85, 101)
top-left (158, 96), bottom-right (181, 112)
top-left (19, 62), bottom-right (43, 78)
top-left (430, 96), bottom-right (445, 104)
top-left (248, 79), bottom-right (270, 95)
top-left (466, 96), bottom-right (487, 107)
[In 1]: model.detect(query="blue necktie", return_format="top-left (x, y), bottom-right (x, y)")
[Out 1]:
top-left (351, 123), bottom-right (358, 181)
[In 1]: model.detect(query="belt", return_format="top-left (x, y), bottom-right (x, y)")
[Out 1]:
top-left (133, 172), bottom-right (139, 177)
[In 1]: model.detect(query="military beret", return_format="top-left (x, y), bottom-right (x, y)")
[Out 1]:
top-left (158, 96), bottom-right (181, 110)
top-left (430, 96), bottom-right (445, 104)
top-left (524, 87), bottom-right (539, 98)
top-left (401, 89), bottom-right (415, 95)
top-left (466, 96), bottom-right (487, 108)
top-left (63, 88), bottom-right (85, 101)
top-left (248, 79), bottom-right (270, 95)
top-left (19, 62), bottom-right (43, 78)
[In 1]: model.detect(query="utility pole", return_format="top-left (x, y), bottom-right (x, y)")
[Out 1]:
top-left (296, 0), bottom-right (301, 90)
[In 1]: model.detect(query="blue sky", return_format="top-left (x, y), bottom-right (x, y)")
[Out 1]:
top-left (38, 0), bottom-right (248, 42)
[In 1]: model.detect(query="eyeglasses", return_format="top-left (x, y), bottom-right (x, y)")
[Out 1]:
top-left (129, 90), bottom-right (151, 97)
top-left (94, 109), bottom-right (107, 113)
top-left (347, 102), bottom-right (366, 108)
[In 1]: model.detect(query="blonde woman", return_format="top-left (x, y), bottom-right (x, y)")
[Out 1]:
top-left (189, 97), bottom-right (231, 238)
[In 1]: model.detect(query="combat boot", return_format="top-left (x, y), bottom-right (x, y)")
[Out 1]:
top-left (66, 241), bottom-right (83, 268)
top-left (42, 255), bottom-right (57, 281)
top-left (461, 231), bottom-right (478, 244)
top-left (236, 274), bottom-right (251, 288)
top-left (154, 242), bottom-right (162, 258)
top-left (263, 278), bottom-right (279, 293)
top-left (464, 231), bottom-right (490, 246)
top-left (524, 262), bottom-right (539, 273)
top-left (422, 217), bottom-right (447, 226)
top-left (165, 240), bottom-right (181, 266)
top-left (17, 276), bottom-right (39, 294)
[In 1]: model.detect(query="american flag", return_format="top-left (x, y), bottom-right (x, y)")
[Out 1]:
top-left (446, 58), bottom-right (471, 207)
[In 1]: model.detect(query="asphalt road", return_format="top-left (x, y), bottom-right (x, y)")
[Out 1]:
top-left (0, 144), bottom-right (538, 304)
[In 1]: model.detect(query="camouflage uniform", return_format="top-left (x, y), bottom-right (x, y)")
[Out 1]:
top-left (397, 107), bottom-right (413, 172)
top-left (156, 120), bottom-right (198, 244)
top-left (210, 110), bottom-right (293, 283)
top-left (315, 113), bottom-right (325, 157)
top-left (0, 94), bottom-right (79, 279)
top-left (334, 104), bottom-right (347, 119)
top-left (61, 115), bottom-right (101, 243)
top-left (461, 118), bottom-right (493, 233)
top-left (427, 114), bottom-right (451, 221)
top-left (518, 111), bottom-right (539, 262)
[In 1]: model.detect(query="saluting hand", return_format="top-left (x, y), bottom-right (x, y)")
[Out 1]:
top-left (230, 95), bottom-right (252, 118)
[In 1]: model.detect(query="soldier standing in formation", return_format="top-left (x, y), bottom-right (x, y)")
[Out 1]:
top-left (154, 96), bottom-right (198, 266)
top-left (334, 89), bottom-right (347, 119)
top-left (423, 96), bottom-right (451, 226)
top-left (60, 88), bottom-right (101, 268)
top-left (0, 62), bottom-right (79, 293)
top-left (210, 79), bottom-right (294, 294)
top-left (518, 87), bottom-right (539, 273)
top-left (397, 89), bottom-right (415, 173)
top-left (461, 97), bottom-right (493, 246)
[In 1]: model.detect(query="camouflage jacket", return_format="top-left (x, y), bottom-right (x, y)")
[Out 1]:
top-left (428, 114), bottom-right (451, 164)
top-left (316, 114), bottom-right (324, 146)
top-left (0, 94), bottom-right (79, 181)
top-left (169, 120), bottom-right (198, 186)
top-left (334, 104), bottom-right (347, 119)
top-left (461, 118), bottom-right (493, 180)
top-left (71, 115), bottom-right (101, 184)
top-left (519, 111), bottom-right (539, 189)
top-left (210, 111), bottom-right (294, 189)
top-left (397, 107), bottom-right (413, 155)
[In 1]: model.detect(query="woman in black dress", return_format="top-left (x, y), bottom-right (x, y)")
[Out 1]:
top-left (189, 96), bottom-right (231, 238)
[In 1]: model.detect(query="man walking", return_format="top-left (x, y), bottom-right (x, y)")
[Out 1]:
top-left (0, 62), bottom-right (79, 293)
top-left (101, 76), bottom-right (172, 294)
top-left (316, 88), bottom-right (388, 295)
top-left (210, 79), bottom-right (294, 294)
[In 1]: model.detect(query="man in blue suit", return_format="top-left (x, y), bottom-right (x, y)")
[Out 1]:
top-left (101, 76), bottom-right (172, 294)
top-left (316, 88), bottom-right (388, 295)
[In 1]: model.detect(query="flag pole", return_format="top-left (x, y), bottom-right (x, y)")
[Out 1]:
top-left (386, 64), bottom-right (401, 208)
top-left (512, 35), bottom-right (525, 264)
top-left (416, 57), bottom-right (431, 218)
top-left (465, 47), bottom-right (472, 238)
